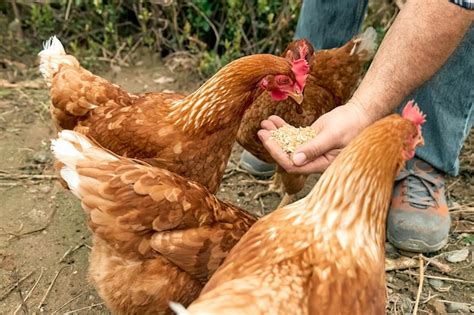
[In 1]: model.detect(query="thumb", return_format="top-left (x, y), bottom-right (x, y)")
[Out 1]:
top-left (292, 128), bottom-right (338, 166)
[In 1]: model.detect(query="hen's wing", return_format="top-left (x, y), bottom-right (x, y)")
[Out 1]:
top-left (78, 92), bottom-right (184, 159)
top-left (201, 198), bottom-right (313, 293)
top-left (52, 131), bottom-right (257, 282)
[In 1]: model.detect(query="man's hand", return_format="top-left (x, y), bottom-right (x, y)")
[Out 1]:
top-left (258, 102), bottom-right (372, 175)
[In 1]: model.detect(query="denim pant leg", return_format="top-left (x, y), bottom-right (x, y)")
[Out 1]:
top-left (294, 0), bottom-right (368, 49)
top-left (397, 25), bottom-right (474, 176)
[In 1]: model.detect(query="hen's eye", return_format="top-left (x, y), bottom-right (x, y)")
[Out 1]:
top-left (276, 77), bottom-right (290, 85)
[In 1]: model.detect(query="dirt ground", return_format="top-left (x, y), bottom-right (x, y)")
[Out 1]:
top-left (0, 58), bottom-right (472, 314)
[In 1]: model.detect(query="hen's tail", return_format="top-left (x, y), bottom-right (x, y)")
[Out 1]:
top-left (350, 27), bottom-right (378, 61)
top-left (169, 302), bottom-right (190, 315)
top-left (51, 130), bottom-right (117, 195)
top-left (38, 36), bottom-right (79, 87)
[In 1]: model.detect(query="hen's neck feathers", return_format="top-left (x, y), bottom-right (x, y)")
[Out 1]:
top-left (168, 55), bottom-right (293, 133)
top-left (304, 116), bottom-right (410, 257)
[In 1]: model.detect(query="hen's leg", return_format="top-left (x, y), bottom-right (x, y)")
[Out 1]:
top-left (251, 172), bottom-right (285, 200)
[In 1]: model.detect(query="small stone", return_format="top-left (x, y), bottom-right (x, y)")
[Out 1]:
top-left (446, 301), bottom-right (470, 313)
top-left (33, 151), bottom-right (50, 164)
top-left (153, 76), bottom-right (175, 84)
top-left (446, 248), bottom-right (469, 263)
top-left (469, 305), bottom-right (474, 312)
top-left (428, 279), bottom-right (444, 289)
top-left (38, 185), bottom-right (51, 194)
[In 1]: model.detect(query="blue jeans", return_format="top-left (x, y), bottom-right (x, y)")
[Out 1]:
top-left (295, 0), bottom-right (473, 176)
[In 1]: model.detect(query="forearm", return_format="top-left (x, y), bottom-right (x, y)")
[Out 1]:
top-left (350, 0), bottom-right (473, 122)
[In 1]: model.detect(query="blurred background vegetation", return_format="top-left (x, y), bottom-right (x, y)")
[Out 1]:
top-left (0, 0), bottom-right (399, 78)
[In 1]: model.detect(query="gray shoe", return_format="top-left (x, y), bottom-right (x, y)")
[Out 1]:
top-left (387, 158), bottom-right (451, 253)
top-left (239, 150), bottom-right (275, 177)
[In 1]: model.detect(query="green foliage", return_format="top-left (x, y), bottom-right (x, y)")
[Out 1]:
top-left (0, 0), bottom-right (300, 76)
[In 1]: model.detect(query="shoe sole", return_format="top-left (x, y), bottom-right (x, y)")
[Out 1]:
top-left (387, 232), bottom-right (448, 253)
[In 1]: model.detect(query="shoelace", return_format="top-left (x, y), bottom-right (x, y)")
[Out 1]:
top-left (395, 168), bottom-right (443, 209)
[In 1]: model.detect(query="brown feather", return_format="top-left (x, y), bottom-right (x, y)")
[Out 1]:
top-left (48, 52), bottom-right (299, 193)
top-left (186, 115), bottom-right (420, 314)
top-left (56, 134), bottom-right (258, 314)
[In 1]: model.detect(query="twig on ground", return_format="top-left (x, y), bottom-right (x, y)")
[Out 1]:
top-left (52, 289), bottom-right (89, 314)
top-left (0, 172), bottom-right (57, 181)
top-left (59, 244), bottom-right (85, 263)
top-left (402, 271), bottom-right (474, 284)
top-left (437, 299), bottom-right (470, 305)
top-left (453, 227), bottom-right (474, 233)
top-left (412, 254), bottom-right (424, 315)
top-left (422, 255), bottom-right (452, 273)
top-left (450, 208), bottom-right (474, 214)
top-left (63, 302), bottom-right (105, 314)
top-left (0, 79), bottom-right (44, 89)
top-left (0, 208), bottom-right (56, 239)
top-left (0, 271), bottom-right (34, 302)
top-left (37, 266), bottom-right (72, 309)
top-left (446, 178), bottom-right (462, 191)
top-left (385, 255), bottom-right (451, 273)
top-left (385, 256), bottom-right (417, 271)
top-left (13, 268), bottom-right (44, 315)
top-left (258, 197), bottom-right (265, 217)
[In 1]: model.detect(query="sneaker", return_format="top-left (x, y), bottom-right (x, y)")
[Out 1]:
top-left (387, 158), bottom-right (451, 253)
top-left (239, 150), bottom-right (276, 177)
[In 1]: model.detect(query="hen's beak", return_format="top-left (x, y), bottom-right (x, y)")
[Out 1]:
top-left (288, 91), bottom-right (304, 105)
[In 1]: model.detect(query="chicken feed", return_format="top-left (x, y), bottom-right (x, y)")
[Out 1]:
top-left (270, 125), bottom-right (317, 153)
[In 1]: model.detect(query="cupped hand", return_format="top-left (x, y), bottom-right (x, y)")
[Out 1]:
top-left (257, 102), bottom-right (373, 175)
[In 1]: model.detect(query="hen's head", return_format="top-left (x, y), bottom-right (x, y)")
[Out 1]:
top-left (401, 100), bottom-right (426, 160)
top-left (258, 39), bottom-right (313, 112)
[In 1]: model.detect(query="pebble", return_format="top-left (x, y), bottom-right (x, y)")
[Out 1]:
top-left (32, 151), bottom-right (50, 164)
top-left (386, 274), bottom-right (394, 283)
top-left (446, 301), bottom-right (470, 313)
top-left (446, 248), bottom-right (469, 263)
top-left (38, 185), bottom-right (51, 194)
top-left (428, 279), bottom-right (444, 290)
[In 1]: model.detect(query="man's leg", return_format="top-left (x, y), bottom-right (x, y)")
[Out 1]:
top-left (295, 0), bottom-right (368, 49)
top-left (388, 25), bottom-right (474, 252)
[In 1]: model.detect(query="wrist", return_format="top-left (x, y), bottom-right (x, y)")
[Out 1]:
top-left (345, 97), bottom-right (376, 128)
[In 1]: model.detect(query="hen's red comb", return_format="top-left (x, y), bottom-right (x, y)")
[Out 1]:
top-left (291, 42), bottom-right (310, 91)
top-left (402, 100), bottom-right (426, 126)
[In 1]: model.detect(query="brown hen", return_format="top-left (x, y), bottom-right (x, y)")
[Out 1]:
top-left (51, 130), bottom-right (257, 314)
top-left (179, 102), bottom-right (426, 315)
top-left (39, 36), bottom-right (310, 193)
top-left (237, 28), bottom-right (377, 206)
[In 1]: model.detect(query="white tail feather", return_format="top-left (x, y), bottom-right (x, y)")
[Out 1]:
top-left (51, 130), bottom-right (117, 169)
top-left (351, 27), bottom-right (378, 60)
top-left (38, 36), bottom-right (66, 57)
top-left (60, 167), bottom-right (80, 194)
top-left (51, 137), bottom-right (85, 169)
top-left (169, 302), bottom-right (190, 315)
top-left (38, 36), bottom-right (75, 86)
